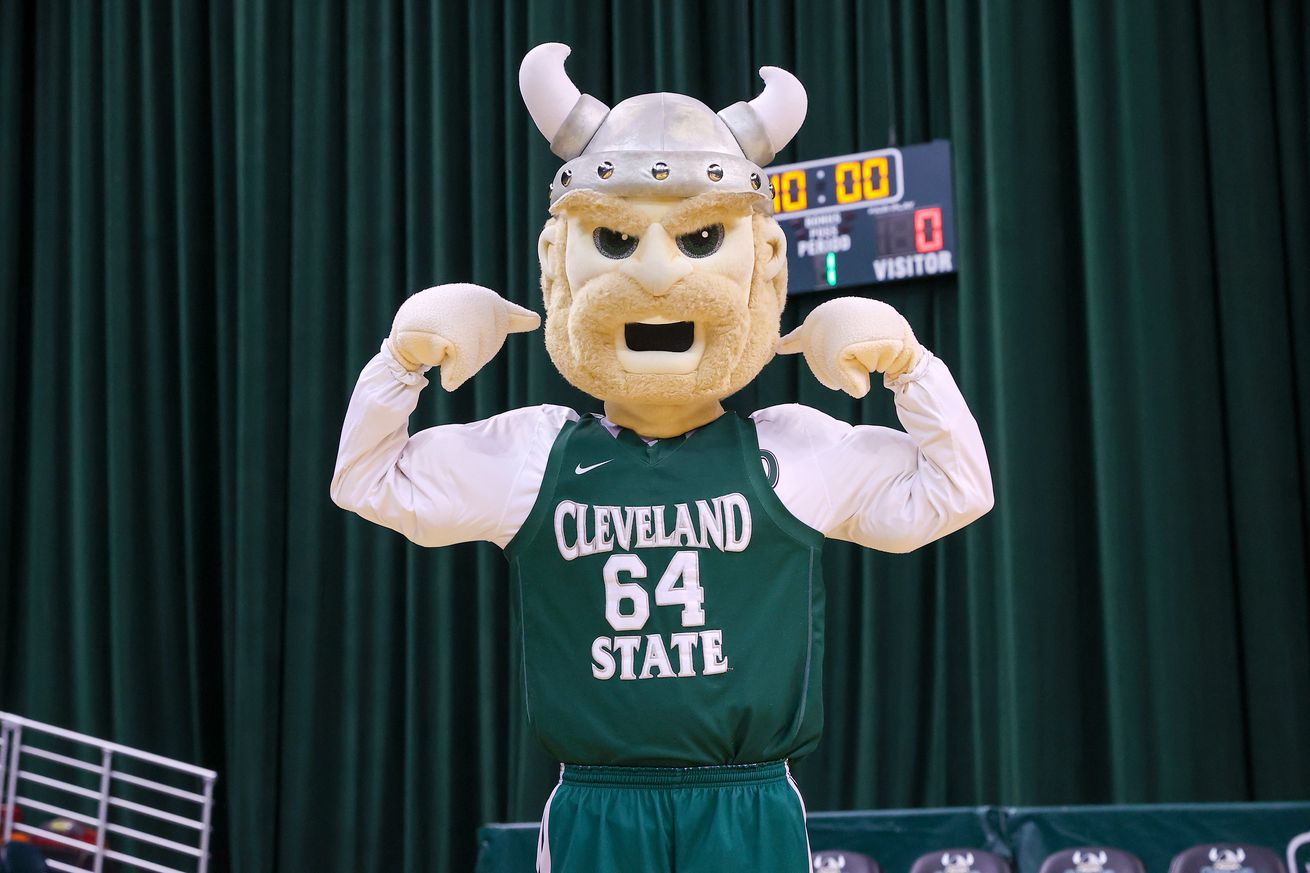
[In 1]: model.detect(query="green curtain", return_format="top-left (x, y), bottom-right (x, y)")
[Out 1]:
top-left (3, 1), bottom-right (1308, 871)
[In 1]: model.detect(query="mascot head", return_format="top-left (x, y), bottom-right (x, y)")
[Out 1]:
top-left (520, 44), bottom-right (807, 429)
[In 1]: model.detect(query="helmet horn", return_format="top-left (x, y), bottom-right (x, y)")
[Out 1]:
top-left (719, 65), bottom-right (807, 166)
top-left (519, 43), bottom-right (609, 160)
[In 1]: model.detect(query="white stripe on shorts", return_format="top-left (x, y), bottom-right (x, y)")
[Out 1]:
top-left (536, 765), bottom-right (564, 873)
top-left (785, 761), bottom-right (813, 871)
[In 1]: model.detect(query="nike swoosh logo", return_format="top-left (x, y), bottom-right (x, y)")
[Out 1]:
top-left (574, 460), bottom-right (612, 475)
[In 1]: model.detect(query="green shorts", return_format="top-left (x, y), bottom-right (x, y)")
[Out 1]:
top-left (535, 760), bottom-right (812, 873)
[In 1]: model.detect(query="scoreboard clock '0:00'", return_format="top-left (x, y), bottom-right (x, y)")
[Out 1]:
top-left (769, 140), bottom-right (959, 293)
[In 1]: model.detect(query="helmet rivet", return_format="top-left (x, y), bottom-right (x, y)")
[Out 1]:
top-left (750, 173), bottom-right (762, 190)
top-left (651, 162), bottom-right (670, 181)
top-left (706, 164), bottom-right (724, 182)
top-left (560, 169), bottom-right (572, 187)
top-left (548, 182), bottom-right (553, 193)
top-left (597, 161), bottom-right (614, 180)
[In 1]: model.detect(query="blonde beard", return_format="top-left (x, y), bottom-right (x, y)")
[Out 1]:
top-left (541, 215), bottom-right (788, 407)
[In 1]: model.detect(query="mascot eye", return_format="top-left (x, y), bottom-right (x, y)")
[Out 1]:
top-left (593, 227), bottom-right (639, 259)
top-left (676, 224), bottom-right (724, 258)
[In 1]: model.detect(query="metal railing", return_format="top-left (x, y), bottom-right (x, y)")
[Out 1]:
top-left (0, 713), bottom-right (216, 873)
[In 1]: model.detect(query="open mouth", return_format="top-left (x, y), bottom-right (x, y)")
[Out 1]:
top-left (624, 321), bottom-right (695, 353)
top-left (614, 318), bottom-right (705, 375)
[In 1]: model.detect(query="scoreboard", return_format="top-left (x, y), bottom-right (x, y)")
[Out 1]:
top-left (769, 140), bottom-right (958, 294)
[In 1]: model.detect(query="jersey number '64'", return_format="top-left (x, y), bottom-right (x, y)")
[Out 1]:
top-left (603, 551), bottom-right (705, 630)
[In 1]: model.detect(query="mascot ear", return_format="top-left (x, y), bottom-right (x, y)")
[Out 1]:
top-left (755, 216), bottom-right (788, 308)
top-left (537, 217), bottom-right (568, 312)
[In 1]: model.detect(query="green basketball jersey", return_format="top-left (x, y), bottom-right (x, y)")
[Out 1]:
top-left (505, 412), bottom-right (825, 767)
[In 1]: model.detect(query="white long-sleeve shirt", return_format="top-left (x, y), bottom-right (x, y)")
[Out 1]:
top-left (331, 344), bottom-right (993, 552)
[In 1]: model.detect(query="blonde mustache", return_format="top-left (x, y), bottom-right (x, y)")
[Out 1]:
top-left (542, 257), bottom-right (780, 403)
top-left (567, 270), bottom-right (750, 343)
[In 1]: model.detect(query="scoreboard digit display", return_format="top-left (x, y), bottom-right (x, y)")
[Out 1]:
top-left (769, 139), bottom-right (958, 294)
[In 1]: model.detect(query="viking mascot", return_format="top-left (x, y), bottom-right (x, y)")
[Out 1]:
top-left (333, 43), bottom-right (992, 873)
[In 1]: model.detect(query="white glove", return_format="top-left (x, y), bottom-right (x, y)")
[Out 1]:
top-left (387, 283), bottom-right (540, 391)
top-left (777, 297), bottom-right (924, 398)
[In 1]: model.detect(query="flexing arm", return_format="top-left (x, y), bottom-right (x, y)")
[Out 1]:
top-left (757, 354), bottom-right (992, 552)
top-left (331, 346), bottom-right (574, 548)
top-left (331, 283), bottom-right (569, 548)
top-left (766, 297), bottom-right (993, 552)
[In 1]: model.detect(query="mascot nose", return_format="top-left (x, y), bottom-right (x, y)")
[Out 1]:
top-left (623, 225), bottom-right (692, 296)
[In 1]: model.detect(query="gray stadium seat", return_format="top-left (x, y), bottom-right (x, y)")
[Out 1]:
top-left (910, 848), bottom-right (1013, 873)
top-left (1038, 847), bottom-right (1146, 873)
top-left (812, 849), bottom-right (881, 873)
top-left (1287, 832), bottom-right (1310, 873)
top-left (1169, 845), bottom-right (1286, 873)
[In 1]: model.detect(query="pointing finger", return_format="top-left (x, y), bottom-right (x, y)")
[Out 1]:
top-left (503, 300), bottom-right (542, 333)
top-left (776, 325), bottom-right (806, 355)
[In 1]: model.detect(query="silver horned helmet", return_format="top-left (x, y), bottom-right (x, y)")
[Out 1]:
top-left (519, 43), bottom-right (807, 212)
